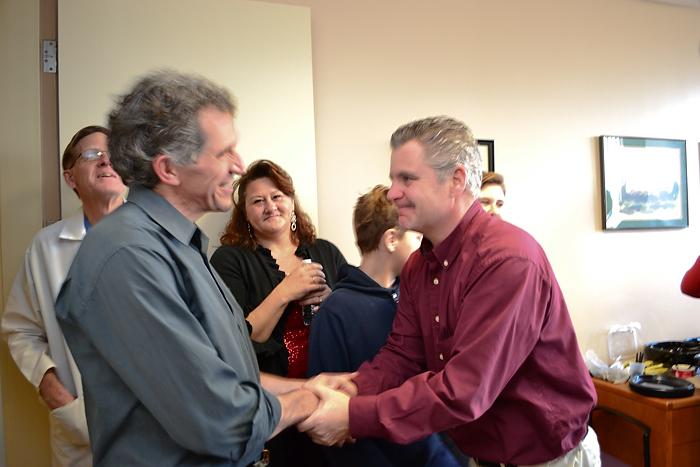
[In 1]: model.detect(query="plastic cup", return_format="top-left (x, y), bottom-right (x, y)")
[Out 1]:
top-left (672, 364), bottom-right (695, 379)
top-left (629, 362), bottom-right (645, 378)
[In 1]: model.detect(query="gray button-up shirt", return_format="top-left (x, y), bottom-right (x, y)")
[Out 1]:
top-left (56, 184), bottom-right (281, 466)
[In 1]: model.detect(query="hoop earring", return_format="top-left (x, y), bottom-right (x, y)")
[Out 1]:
top-left (247, 222), bottom-right (253, 238)
top-left (291, 211), bottom-right (297, 232)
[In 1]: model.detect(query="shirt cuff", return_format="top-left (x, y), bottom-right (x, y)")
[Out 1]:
top-left (31, 356), bottom-right (57, 389)
top-left (353, 366), bottom-right (381, 396)
top-left (348, 395), bottom-right (383, 439)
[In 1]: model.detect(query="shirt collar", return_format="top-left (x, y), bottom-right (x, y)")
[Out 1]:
top-left (60, 206), bottom-right (87, 241)
top-left (126, 184), bottom-right (208, 254)
top-left (420, 201), bottom-right (483, 270)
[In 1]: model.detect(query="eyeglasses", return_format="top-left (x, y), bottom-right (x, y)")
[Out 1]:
top-left (69, 149), bottom-right (109, 169)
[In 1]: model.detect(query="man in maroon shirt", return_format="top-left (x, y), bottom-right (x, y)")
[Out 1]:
top-left (299, 116), bottom-right (600, 467)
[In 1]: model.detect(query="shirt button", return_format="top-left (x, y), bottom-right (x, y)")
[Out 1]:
top-left (443, 260), bottom-right (448, 267)
top-left (435, 316), bottom-right (440, 323)
top-left (433, 278), bottom-right (439, 285)
top-left (439, 353), bottom-right (444, 360)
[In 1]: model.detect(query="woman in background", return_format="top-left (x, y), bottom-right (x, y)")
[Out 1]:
top-left (210, 159), bottom-right (345, 467)
top-left (479, 171), bottom-right (506, 219)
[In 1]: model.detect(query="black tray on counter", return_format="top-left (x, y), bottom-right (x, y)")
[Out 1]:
top-left (629, 375), bottom-right (695, 398)
top-left (644, 338), bottom-right (700, 366)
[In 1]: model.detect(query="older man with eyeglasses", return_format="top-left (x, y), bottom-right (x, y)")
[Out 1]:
top-left (2, 125), bottom-right (125, 467)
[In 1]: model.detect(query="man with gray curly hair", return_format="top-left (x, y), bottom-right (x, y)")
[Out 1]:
top-left (300, 116), bottom-right (601, 467)
top-left (56, 70), bottom-right (317, 466)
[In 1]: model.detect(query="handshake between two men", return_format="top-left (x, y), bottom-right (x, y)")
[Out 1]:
top-left (296, 372), bottom-right (359, 447)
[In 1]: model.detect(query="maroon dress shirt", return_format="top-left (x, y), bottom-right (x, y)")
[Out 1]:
top-left (349, 202), bottom-right (596, 465)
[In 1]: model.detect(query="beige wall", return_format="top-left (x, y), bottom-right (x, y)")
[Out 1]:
top-left (255, 0), bottom-right (700, 360)
top-left (2, 0), bottom-right (700, 464)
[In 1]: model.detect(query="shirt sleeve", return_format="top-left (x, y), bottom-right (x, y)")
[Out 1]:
top-left (2, 245), bottom-right (56, 388)
top-left (210, 246), bottom-right (253, 314)
top-left (211, 246), bottom-right (289, 367)
top-left (350, 256), bottom-right (549, 444)
top-left (60, 245), bottom-right (280, 463)
top-left (351, 273), bottom-right (426, 396)
top-left (681, 255), bottom-right (700, 298)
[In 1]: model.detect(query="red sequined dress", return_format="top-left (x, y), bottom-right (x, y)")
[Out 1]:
top-left (282, 301), bottom-right (310, 378)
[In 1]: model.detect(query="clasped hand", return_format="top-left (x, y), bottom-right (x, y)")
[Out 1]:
top-left (283, 261), bottom-right (330, 307)
top-left (297, 372), bottom-right (359, 446)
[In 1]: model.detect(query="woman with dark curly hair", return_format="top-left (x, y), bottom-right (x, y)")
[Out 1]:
top-left (210, 159), bottom-right (345, 467)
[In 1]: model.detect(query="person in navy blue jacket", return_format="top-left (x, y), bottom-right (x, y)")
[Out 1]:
top-left (307, 185), bottom-right (468, 467)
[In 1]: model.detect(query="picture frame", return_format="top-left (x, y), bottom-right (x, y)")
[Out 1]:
top-left (478, 139), bottom-right (495, 172)
top-left (599, 135), bottom-right (688, 230)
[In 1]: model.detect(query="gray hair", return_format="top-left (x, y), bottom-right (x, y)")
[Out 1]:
top-left (108, 70), bottom-right (237, 187)
top-left (390, 116), bottom-right (481, 198)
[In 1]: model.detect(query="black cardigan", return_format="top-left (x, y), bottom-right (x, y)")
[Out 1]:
top-left (210, 239), bottom-right (346, 376)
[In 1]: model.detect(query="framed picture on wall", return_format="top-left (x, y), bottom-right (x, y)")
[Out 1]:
top-left (599, 135), bottom-right (688, 230)
top-left (478, 139), bottom-right (495, 172)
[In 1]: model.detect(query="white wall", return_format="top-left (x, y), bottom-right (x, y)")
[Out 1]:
top-left (59, 0), bottom-right (316, 257)
top-left (256, 0), bottom-right (700, 362)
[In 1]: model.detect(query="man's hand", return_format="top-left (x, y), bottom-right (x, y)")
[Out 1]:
top-left (38, 368), bottom-right (76, 411)
top-left (304, 372), bottom-right (359, 397)
top-left (269, 388), bottom-right (319, 440)
top-left (297, 381), bottom-right (354, 446)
